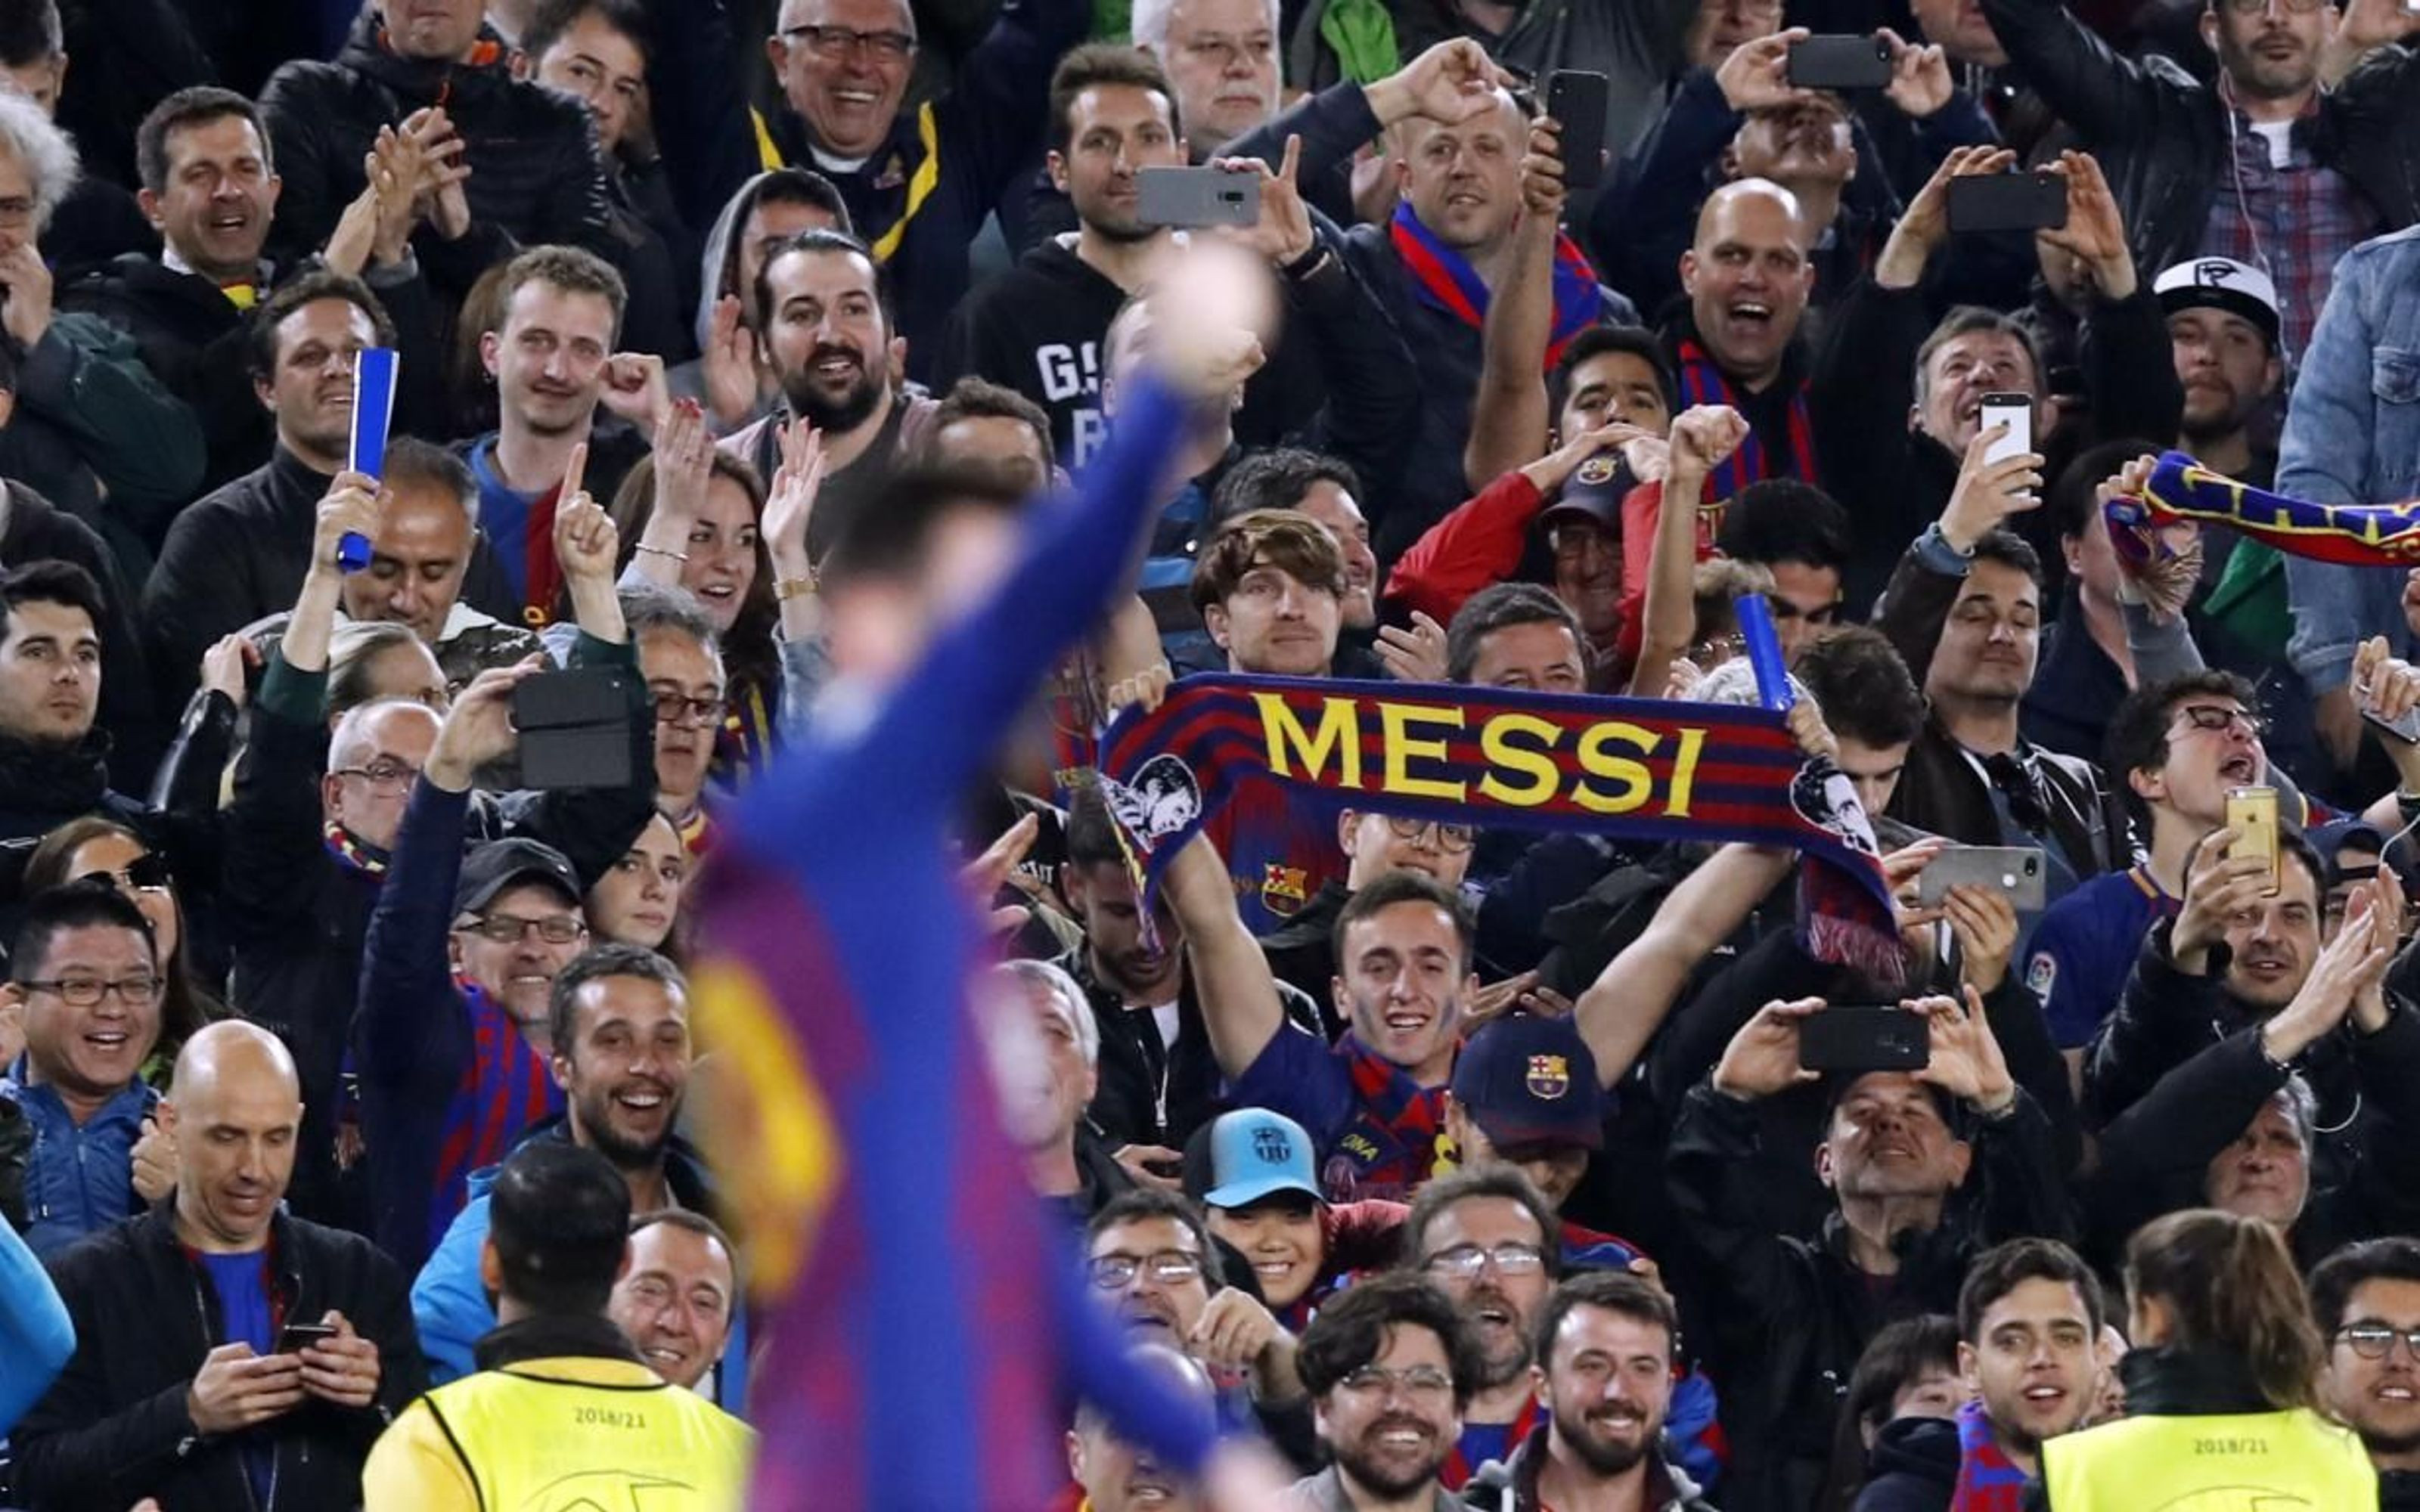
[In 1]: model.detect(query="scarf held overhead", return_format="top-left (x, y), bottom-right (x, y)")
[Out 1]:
top-left (1390, 201), bottom-right (1599, 370)
top-left (2107, 450), bottom-right (2420, 566)
top-left (1097, 674), bottom-right (1905, 978)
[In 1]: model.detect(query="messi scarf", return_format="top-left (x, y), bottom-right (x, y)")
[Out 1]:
top-left (1097, 674), bottom-right (1906, 979)
top-left (2107, 450), bottom-right (2420, 566)
top-left (1949, 1398), bottom-right (2030, 1512)
top-left (1390, 201), bottom-right (1600, 370)
top-left (1674, 337), bottom-right (1817, 500)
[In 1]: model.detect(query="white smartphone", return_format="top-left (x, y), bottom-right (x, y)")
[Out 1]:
top-left (1980, 392), bottom-right (2032, 466)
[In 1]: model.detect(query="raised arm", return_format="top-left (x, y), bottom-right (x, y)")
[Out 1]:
top-left (1463, 113), bottom-right (1565, 491)
top-left (1576, 841), bottom-right (1796, 1087)
top-left (1625, 406), bottom-right (1744, 696)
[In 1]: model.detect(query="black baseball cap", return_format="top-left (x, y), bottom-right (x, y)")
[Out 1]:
top-left (454, 836), bottom-right (584, 916)
top-left (1450, 1014), bottom-right (1606, 1151)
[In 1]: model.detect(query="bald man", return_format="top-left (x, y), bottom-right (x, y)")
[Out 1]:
top-left (11, 1021), bottom-right (427, 1512)
top-left (1342, 91), bottom-right (1643, 560)
top-left (1663, 178), bottom-right (1823, 498)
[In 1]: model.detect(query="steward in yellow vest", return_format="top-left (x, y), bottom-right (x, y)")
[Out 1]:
top-left (361, 1313), bottom-right (753, 1511)
top-left (2038, 1346), bottom-right (2378, 1511)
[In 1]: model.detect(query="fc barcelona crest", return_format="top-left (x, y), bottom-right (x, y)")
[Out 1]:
top-left (1525, 1054), bottom-right (1571, 1099)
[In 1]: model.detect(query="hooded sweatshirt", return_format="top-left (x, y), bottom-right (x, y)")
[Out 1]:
top-left (932, 236), bottom-right (1126, 466)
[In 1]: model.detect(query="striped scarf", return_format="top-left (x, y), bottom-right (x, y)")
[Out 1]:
top-left (2108, 449), bottom-right (2420, 566)
top-left (1330, 1033), bottom-right (1451, 1201)
top-left (1672, 337), bottom-right (1817, 500)
top-left (1950, 1398), bottom-right (2031, 1512)
top-left (1390, 201), bottom-right (1601, 370)
top-left (428, 981), bottom-right (564, 1253)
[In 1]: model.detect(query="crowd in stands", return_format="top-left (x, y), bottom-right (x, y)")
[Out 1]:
top-left (0, 0), bottom-right (2414, 1504)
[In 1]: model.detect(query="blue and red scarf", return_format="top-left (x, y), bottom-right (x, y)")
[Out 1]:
top-left (1328, 1033), bottom-right (1451, 1201)
top-left (2108, 449), bottom-right (2420, 567)
top-left (1097, 674), bottom-right (1905, 981)
top-left (1391, 201), bottom-right (1601, 370)
top-left (1673, 337), bottom-right (1817, 500)
top-left (430, 981), bottom-right (563, 1253)
top-left (1950, 1398), bottom-right (2030, 1512)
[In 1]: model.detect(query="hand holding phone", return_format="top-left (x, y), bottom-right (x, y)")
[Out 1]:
top-left (1137, 166), bottom-right (1261, 228)
top-left (276, 1323), bottom-right (340, 1356)
top-left (1545, 70), bottom-right (1609, 191)
top-left (2226, 786), bottom-right (2280, 897)
top-left (1947, 171), bottom-right (2068, 234)
top-left (1798, 1005), bottom-right (1930, 1073)
top-left (1786, 34), bottom-right (1894, 90)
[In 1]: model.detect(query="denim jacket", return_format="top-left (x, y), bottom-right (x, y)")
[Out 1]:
top-left (2279, 226), bottom-right (2420, 696)
top-left (0, 1069), bottom-right (156, 1258)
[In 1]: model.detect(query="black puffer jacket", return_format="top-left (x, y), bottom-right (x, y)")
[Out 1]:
top-left (257, 12), bottom-right (613, 297)
top-left (1854, 1414), bottom-right (1958, 1512)
top-left (1978, 0), bottom-right (2420, 280)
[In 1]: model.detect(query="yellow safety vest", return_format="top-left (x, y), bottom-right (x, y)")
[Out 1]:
top-left (2040, 1407), bottom-right (2378, 1511)
top-left (417, 1355), bottom-right (754, 1511)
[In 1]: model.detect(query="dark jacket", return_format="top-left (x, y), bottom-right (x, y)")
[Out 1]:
top-left (1668, 1079), bottom-right (2070, 1512)
top-left (755, 0), bottom-right (1089, 379)
top-left (1813, 276), bottom-right (2183, 616)
top-left (1854, 1412), bottom-right (1959, 1512)
top-left (1462, 1415), bottom-right (1716, 1512)
top-left (1342, 222), bottom-right (1640, 563)
top-left (1976, 0), bottom-right (2420, 283)
top-left (219, 653), bottom-right (385, 1229)
top-left (1063, 948), bottom-right (1228, 1155)
top-left (258, 13), bottom-right (614, 299)
top-left (2084, 917), bottom-right (2420, 1186)
top-left (1874, 542), bottom-right (2128, 885)
top-left (0, 730), bottom-right (146, 851)
top-left (0, 479), bottom-right (161, 775)
top-left (142, 446), bottom-right (520, 711)
top-left (10, 1204), bottom-right (426, 1512)
top-left (2087, 1003), bottom-right (2420, 1272)
top-left (62, 253), bottom-right (446, 497)
top-left (2387, 1468), bottom-right (2420, 1511)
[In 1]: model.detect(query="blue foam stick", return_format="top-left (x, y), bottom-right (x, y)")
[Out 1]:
top-left (1738, 593), bottom-right (1793, 712)
top-left (340, 348), bottom-right (399, 573)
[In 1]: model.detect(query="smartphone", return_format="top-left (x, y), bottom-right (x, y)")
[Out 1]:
top-left (275, 1323), bottom-right (338, 1354)
top-left (1947, 171), bottom-right (2068, 234)
top-left (1798, 1006), bottom-right (1931, 1073)
top-left (1546, 70), bottom-right (1610, 191)
top-left (1917, 844), bottom-right (2048, 912)
top-left (513, 667), bottom-right (637, 791)
top-left (1786, 34), bottom-right (1893, 89)
top-left (1137, 166), bottom-right (1259, 229)
top-left (2226, 785), bottom-right (2280, 897)
top-left (2364, 704), bottom-right (2420, 744)
top-left (1980, 392), bottom-right (2032, 467)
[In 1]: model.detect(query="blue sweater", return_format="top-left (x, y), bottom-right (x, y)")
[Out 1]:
top-left (0, 1210), bottom-right (73, 1433)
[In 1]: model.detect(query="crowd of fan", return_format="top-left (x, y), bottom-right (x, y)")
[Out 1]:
top-left (0, 0), bottom-right (2412, 1505)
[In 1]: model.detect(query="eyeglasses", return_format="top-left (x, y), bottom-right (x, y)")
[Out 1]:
top-left (2215, 0), bottom-right (2328, 14)
top-left (2169, 705), bottom-right (2266, 739)
top-left (18, 974), bottom-right (163, 1007)
top-left (334, 759), bottom-right (422, 793)
top-left (652, 692), bottom-right (729, 729)
top-left (1338, 1364), bottom-right (1456, 1400)
top-left (1422, 1241), bottom-right (1546, 1280)
top-left (2338, 1325), bottom-right (2420, 1361)
top-left (779, 23), bottom-right (916, 60)
top-left (1087, 1250), bottom-right (1205, 1290)
top-left (1382, 816), bottom-right (1477, 852)
top-left (79, 854), bottom-right (173, 895)
top-left (460, 913), bottom-right (587, 945)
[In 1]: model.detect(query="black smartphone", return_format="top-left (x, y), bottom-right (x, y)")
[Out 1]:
top-left (1136, 166), bottom-right (1260, 228)
top-left (1798, 1006), bottom-right (1930, 1073)
top-left (1546, 70), bottom-right (1610, 191)
top-left (275, 1322), bottom-right (338, 1354)
top-left (1947, 171), bottom-right (2068, 234)
top-left (513, 667), bottom-right (637, 791)
top-left (1786, 35), bottom-right (1893, 91)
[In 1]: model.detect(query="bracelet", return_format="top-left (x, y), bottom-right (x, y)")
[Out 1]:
top-left (634, 544), bottom-right (689, 565)
top-left (1279, 243), bottom-right (1329, 282)
top-left (776, 573), bottom-right (818, 602)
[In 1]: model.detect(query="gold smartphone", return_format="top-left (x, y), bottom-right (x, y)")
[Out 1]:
top-left (2226, 786), bottom-right (2279, 897)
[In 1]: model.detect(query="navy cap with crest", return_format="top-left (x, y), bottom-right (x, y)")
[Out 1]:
top-left (1539, 449), bottom-right (1637, 536)
top-left (1450, 1013), bottom-right (1606, 1151)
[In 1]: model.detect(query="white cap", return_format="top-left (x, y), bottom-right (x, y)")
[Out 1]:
top-left (2154, 257), bottom-right (2281, 346)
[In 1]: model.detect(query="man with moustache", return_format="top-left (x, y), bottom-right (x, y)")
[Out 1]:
top-left (9, 1021), bottom-right (424, 1512)
top-left (1852, 1238), bottom-right (2106, 1511)
top-left (409, 946), bottom-right (746, 1411)
top-left (2313, 1237), bottom-right (2420, 1506)
top-left (722, 228), bottom-right (936, 561)
top-left (1401, 1168), bottom-right (1562, 1491)
top-left (1288, 1272), bottom-right (1482, 1510)
top-left (1464, 1272), bottom-right (1714, 1512)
